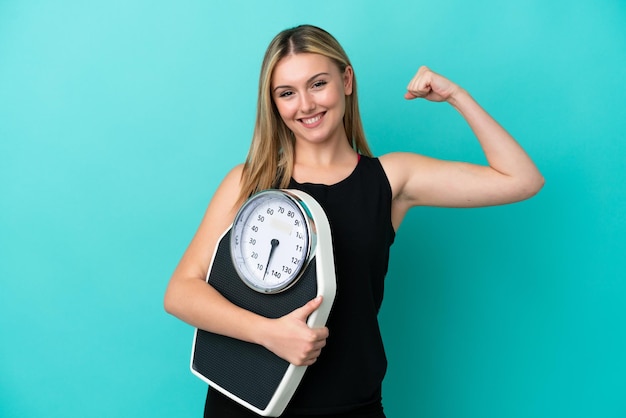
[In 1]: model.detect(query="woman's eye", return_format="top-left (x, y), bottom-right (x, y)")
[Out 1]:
top-left (312, 80), bottom-right (327, 89)
top-left (278, 91), bottom-right (294, 98)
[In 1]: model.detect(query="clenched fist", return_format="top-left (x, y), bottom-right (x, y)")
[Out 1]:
top-left (404, 66), bottom-right (460, 102)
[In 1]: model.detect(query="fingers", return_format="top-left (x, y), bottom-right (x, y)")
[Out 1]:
top-left (276, 325), bottom-right (327, 366)
top-left (405, 65), bottom-right (432, 100)
top-left (297, 328), bottom-right (328, 366)
top-left (301, 347), bottom-right (323, 366)
top-left (264, 296), bottom-right (329, 366)
top-left (405, 66), bottom-right (457, 102)
top-left (291, 296), bottom-right (328, 365)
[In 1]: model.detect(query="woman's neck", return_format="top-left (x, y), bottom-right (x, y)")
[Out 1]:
top-left (292, 140), bottom-right (359, 185)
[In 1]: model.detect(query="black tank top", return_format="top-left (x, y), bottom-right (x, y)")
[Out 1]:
top-left (285, 155), bottom-right (396, 414)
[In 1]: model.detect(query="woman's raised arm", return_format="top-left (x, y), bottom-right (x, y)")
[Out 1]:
top-left (382, 66), bottom-right (544, 227)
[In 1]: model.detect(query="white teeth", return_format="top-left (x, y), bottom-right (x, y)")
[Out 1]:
top-left (301, 114), bottom-right (322, 125)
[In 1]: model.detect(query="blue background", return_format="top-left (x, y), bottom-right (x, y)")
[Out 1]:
top-left (1, 1), bottom-right (625, 417)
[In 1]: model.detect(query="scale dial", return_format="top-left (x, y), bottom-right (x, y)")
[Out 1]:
top-left (230, 189), bottom-right (316, 294)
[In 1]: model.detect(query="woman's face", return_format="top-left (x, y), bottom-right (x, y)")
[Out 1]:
top-left (271, 53), bottom-right (353, 146)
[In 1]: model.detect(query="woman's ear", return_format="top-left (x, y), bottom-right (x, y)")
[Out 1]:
top-left (343, 66), bottom-right (354, 96)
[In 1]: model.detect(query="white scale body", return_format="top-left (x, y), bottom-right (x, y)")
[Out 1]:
top-left (190, 189), bottom-right (336, 417)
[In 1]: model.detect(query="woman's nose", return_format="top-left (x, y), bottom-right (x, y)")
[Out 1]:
top-left (300, 92), bottom-right (316, 113)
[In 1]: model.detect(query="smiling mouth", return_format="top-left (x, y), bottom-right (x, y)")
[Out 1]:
top-left (299, 112), bottom-right (325, 127)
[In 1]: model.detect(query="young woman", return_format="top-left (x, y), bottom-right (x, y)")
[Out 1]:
top-left (164, 25), bottom-right (544, 418)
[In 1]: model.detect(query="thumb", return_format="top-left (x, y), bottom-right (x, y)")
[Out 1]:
top-left (404, 91), bottom-right (418, 100)
top-left (292, 296), bottom-right (323, 321)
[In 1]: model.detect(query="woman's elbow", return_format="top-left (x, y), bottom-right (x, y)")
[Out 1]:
top-left (518, 172), bottom-right (545, 201)
top-left (163, 284), bottom-right (180, 316)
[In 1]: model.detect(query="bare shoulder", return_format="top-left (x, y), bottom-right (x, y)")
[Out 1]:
top-left (170, 164), bottom-right (245, 282)
top-left (215, 164), bottom-right (245, 198)
top-left (196, 163), bottom-right (245, 245)
top-left (379, 152), bottom-right (436, 200)
top-left (206, 163), bottom-right (245, 226)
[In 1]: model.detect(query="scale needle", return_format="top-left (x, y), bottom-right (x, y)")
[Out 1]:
top-left (263, 239), bottom-right (280, 279)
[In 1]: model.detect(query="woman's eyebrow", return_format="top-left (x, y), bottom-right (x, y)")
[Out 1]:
top-left (273, 72), bottom-right (330, 92)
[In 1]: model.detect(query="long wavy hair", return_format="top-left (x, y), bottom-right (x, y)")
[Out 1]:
top-left (237, 25), bottom-right (372, 204)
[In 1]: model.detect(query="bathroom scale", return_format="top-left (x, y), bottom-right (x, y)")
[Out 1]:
top-left (190, 189), bottom-right (336, 417)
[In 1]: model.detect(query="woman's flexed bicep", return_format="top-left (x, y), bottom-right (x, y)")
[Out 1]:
top-left (382, 152), bottom-right (534, 212)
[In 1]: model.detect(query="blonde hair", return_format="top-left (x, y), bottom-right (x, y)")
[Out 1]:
top-left (238, 25), bottom-right (372, 204)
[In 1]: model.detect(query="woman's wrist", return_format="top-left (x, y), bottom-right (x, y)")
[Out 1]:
top-left (250, 315), bottom-right (273, 347)
top-left (446, 86), bottom-right (470, 109)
